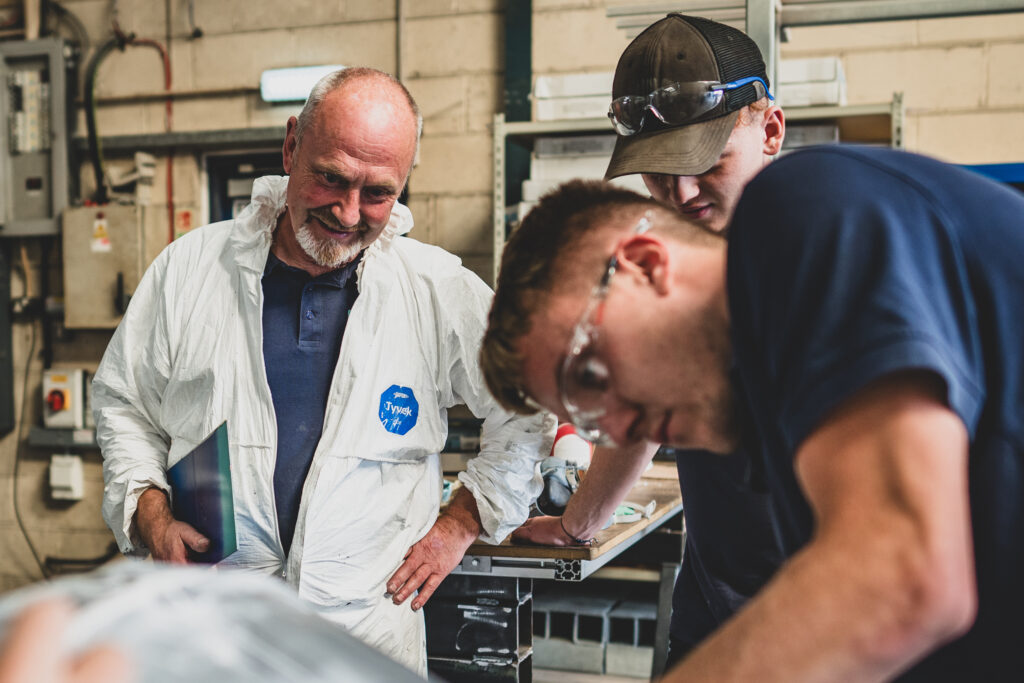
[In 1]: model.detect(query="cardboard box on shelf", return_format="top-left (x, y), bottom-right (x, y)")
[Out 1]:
top-left (522, 172), bottom-right (648, 201)
top-left (778, 80), bottom-right (847, 107)
top-left (534, 134), bottom-right (617, 157)
top-left (534, 71), bottom-right (614, 99)
top-left (778, 57), bottom-right (844, 84)
top-left (530, 154), bottom-right (610, 180)
top-left (535, 95), bottom-right (609, 121)
top-left (777, 56), bottom-right (847, 107)
top-left (782, 123), bottom-right (841, 149)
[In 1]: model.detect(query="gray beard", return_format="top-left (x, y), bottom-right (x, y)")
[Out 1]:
top-left (295, 220), bottom-right (363, 268)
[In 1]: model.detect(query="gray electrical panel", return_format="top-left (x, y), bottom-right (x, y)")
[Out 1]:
top-left (62, 204), bottom-right (144, 329)
top-left (0, 38), bottom-right (71, 237)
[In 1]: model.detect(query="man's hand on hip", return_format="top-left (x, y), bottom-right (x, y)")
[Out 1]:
top-left (386, 486), bottom-right (482, 611)
top-left (134, 487), bottom-right (209, 563)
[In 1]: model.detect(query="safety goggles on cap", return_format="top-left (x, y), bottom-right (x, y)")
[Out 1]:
top-left (608, 76), bottom-right (773, 136)
top-left (559, 211), bottom-right (654, 447)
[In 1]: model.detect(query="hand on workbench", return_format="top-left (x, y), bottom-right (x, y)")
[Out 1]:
top-left (135, 487), bottom-right (209, 563)
top-left (512, 444), bottom-right (659, 547)
top-left (387, 487), bottom-right (483, 610)
top-left (0, 600), bottom-right (133, 683)
top-left (511, 515), bottom-right (580, 546)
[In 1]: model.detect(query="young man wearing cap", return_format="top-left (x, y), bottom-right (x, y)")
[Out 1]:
top-left (511, 13), bottom-right (787, 665)
top-left (608, 13), bottom-right (784, 235)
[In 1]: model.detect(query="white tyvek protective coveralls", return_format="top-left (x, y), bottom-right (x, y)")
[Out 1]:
top-left (93, 176), bottom-right (555, 674)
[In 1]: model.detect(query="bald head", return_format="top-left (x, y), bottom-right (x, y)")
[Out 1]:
top-left (294, 67), bottom-right (422, 167)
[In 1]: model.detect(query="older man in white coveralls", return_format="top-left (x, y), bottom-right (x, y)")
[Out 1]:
top-left (93, 67), bottom-right (555, 674)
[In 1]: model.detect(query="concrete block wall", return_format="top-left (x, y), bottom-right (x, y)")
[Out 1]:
top-left (403, 4), bottom-right (503, 281)
top-left (782, 13), bottom-right (1024, 163)
top-left (534, 3), bottom-right (1024, 164)
top-left (0, 236), bottom-right (116, 590)
top-left (0, 0), bottom-right (1021, 591)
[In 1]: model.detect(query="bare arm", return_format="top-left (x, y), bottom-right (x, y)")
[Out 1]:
top-left (664, 372), bottom-right (977, 682)
top-left (513, 441), bottom-right (660, 545)
top-left (94, 248), bottom-right (176, 554)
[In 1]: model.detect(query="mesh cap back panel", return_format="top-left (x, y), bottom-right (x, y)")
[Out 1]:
top-left (684, 15), bottom-right (768, 112)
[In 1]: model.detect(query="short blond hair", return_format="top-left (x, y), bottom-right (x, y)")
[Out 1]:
top-left (733, 96), bottom-right (772, 128)
top-left (481, 180), bottom-right (717, 414)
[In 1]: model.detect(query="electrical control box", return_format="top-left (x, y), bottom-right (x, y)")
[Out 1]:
top-left (42, 368), bottom-right (87, 429)
top-left (49, 453), bottom-right (84, 501)
top-left (0, 38), bottom-right (72, 237)
top-left (62, 204), bottom-right (144, 328)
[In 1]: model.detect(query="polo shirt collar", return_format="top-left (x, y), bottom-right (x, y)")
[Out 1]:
top-left (263, 250), bottom-right (362, 288)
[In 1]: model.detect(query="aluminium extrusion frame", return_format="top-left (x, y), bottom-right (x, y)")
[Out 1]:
top-left (453, 497), bottom-right (683, 582)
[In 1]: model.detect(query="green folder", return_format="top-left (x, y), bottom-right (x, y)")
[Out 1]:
top-left (168, 421), bottom-right (237, 563)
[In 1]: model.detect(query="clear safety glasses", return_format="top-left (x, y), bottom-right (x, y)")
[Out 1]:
top-left (559, 212), bottom-right (654, 446)
top-left (608, 76), bottom-right (773, 136)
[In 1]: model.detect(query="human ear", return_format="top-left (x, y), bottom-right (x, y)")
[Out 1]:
top-left (619, 235), bottom-right (671, 296)
top-left (282, 117), bottom-right (299, 174)
top-left (762, 105), bottom-right (785, 156)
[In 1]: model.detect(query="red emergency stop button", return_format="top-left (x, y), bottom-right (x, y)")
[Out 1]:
top-left (46, 389), bottom-right (66, 412)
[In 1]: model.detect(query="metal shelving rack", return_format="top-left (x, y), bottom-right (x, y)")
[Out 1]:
top-left (493, 2), bottom-right (970, 282)
top-left (607, 2), bottom-right (1024, 93)
top-left (491, 93), bottom-right (905, 284)
top-left (491, 115), bottom-right (611, 284)
top-left (784, 93), bottom-right (904, 148)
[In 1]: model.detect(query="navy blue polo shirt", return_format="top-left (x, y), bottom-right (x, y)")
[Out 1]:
top-left (262, 251), bottom-right (361, 555)
top-left (728, 146), bottom-right (1024, 680)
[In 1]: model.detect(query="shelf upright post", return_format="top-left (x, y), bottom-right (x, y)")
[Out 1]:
top-left (496, 1), bottom-right (532, 286)
top-left (493, 113), bottom-right (507, 286)
top-left (891, 91), bottom-right (905, 149)
top-left (746, 0), bottom-right (780, 90)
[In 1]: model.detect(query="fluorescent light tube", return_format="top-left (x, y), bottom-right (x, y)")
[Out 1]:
top-left (260, 65), bottom-right (346, 103)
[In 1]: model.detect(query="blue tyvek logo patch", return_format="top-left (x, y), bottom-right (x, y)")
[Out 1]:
top-left (379, 385), bottom-right (418, 435)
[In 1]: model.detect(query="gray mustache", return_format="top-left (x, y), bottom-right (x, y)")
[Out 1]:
top-left (308, 208), bottom-right (342, 229)
top-left (307, 208), bottom-right (370, 234)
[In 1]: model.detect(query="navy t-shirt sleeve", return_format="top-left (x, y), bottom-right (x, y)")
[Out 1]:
top-left (727, 148), bottom-right (985, 456)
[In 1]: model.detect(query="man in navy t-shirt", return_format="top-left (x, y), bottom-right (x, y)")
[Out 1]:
top-left (480, 146), bottom-right (1024, 680)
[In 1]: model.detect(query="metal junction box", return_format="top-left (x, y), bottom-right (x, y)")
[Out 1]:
top-left (62, 204), bottom-right (144, 328)
top-left (0, 38), bottom-right (72, 237)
